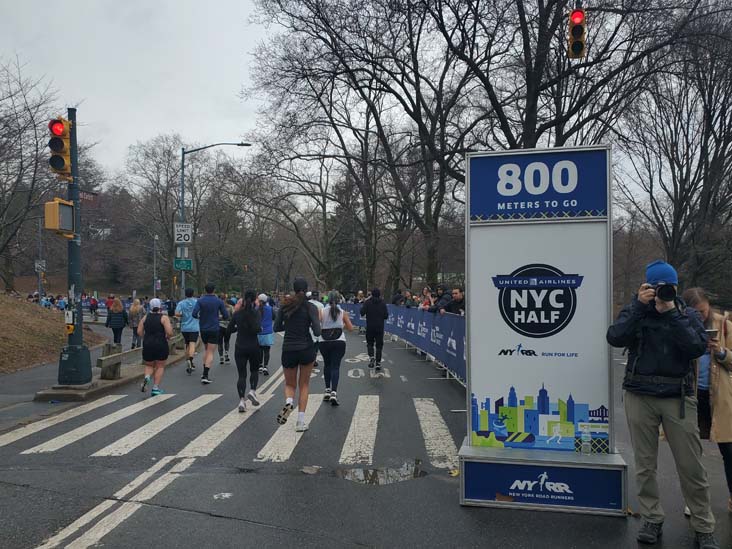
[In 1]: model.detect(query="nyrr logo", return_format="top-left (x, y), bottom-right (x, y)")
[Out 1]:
top-left (417, 321), bottom-right (428, 338)
top-left (510, 472), bottom-right (573, 494)
top-left (397, 315), bottom-right (405, 328)
top-left (498, 343), bottom-right (537, 357)
top-left (492, 264), bottom-right (583, 339)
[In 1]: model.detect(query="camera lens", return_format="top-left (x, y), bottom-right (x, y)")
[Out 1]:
top-left (656, 284), bottom-right (676, 302)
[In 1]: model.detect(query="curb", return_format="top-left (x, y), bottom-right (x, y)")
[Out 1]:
top-left (34, 349), bottom-right (190, 402)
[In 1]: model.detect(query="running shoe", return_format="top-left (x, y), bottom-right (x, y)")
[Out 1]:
top-left (140, 376), bottom-right (150, 392)
top-left (238, 399), bottom-right (247, 413)
top-left (186, 358), bottom-right (193, 375)
top-left (375, 362), bottom-right (382, 374)
top-left (219, 357), bottom-right (224, 365)
top-left (262, 366), bottom-right (269, 376)
top-left (201, 376), bottom-right (212, 385)
top-left (258, 366), bottom-right (264, 373)
top-left (151, 387), bottom-right (165, 396)
top-left (368, 357), bottom-right (375, 369)
top-left (247, 390), bottom-right (260, 406)
top-left (225, 354), bottom-right (230, 363)
top-left (277, 402), bottom-right (294, 424)
top-left (295, 420), bottom-right (309, 432)
top-left (323, 390), bottom-right (331, 402)
top-left (330, 392), bottom-right (339, 406)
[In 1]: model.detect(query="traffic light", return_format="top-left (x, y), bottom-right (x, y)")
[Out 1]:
top-left (48, 117), bottom-right (72, 179)
top-left (45, 197), bottom-right (75, 238)
top-left (568, 8), bottom-right (587, 59)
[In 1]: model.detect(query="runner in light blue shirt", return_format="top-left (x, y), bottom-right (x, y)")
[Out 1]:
top-left (175, 288), bottom-right (200, 374)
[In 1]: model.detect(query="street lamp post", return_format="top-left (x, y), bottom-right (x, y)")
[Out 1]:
top-left (153, 234), bottom-right (159, 298)
top-left (179, 141), bottom-right (250, 298)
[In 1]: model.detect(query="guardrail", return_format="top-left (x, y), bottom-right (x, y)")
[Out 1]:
top-left (341, 304), bottom-right (466, 386)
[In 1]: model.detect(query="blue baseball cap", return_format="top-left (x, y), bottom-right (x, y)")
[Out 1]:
top-left (646, 260), bottom-right (678, 285)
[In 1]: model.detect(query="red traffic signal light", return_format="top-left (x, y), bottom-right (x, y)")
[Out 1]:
top-left (570, 9), bottom-right (585, 25)
top-left (568, 8), bottom-right (587, 59)
top-left (48, 119), bottom-right (65, 136)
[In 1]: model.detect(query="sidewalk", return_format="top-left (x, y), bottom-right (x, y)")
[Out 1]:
top-left (1, 325), bottom-right (146, 432)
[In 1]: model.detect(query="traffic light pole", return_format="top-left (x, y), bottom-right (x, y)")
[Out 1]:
top-left (57, 107), bottom-right (92, 385)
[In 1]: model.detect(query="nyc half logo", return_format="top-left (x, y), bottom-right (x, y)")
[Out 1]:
top-left (493, 264), bottom-right (583, 339)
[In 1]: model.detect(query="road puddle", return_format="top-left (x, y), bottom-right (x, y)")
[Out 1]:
top-left (335, 459), bottom-right (427, 485)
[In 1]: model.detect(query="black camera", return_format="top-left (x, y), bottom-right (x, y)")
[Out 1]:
top-left (653, 283), bottom-right (676, 302)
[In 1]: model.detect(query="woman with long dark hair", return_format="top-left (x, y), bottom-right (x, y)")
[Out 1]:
top-left (273, 278), bottom-right (321, 431)
top-left (228, 290), bottom-right (262, 413)
top-left (319, 291), bottom-right (353, 406)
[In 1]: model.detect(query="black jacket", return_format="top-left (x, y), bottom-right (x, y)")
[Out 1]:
top-left (445, 298), bottom-right (465, 315)
top-left (360, 298), bottom-right (389, 330)
top-left (606, 296), bottom-right (707, 397)
top-left (428, 292), bottom-right (452, 313)
top-left (274, 301), bottom-right (321, 351)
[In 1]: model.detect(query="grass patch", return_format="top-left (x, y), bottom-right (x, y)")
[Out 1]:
top-left (0, 294), bottom-right (106, 374)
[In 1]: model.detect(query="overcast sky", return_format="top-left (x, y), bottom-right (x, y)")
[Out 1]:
top-left (0, 0), bottom-right (267, 174)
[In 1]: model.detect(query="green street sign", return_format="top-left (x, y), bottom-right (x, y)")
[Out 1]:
top-left (174, 259), bottom-right (192, 271)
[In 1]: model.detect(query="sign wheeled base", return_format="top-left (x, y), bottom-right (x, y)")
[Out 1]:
top-left (459, 440), bottom-right (627, 516)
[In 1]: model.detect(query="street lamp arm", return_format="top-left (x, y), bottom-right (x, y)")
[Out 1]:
top-left (184, 142), bottom-right (251, 156)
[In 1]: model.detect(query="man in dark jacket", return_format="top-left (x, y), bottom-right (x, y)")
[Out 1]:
top-left (391, 289), bottom-right (405, 306)
top-left (444, 287), bottom-right (465, 315)
top-left (607, 260), bottom-right (718, 548)
top-left (428, 284), bottom-right (452, 313)
top-left (360, 288), bottom-right (389, 372)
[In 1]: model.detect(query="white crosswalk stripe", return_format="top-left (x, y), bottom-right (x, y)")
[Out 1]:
top-left (254, 395), bottom-right (323, 462)
top-left (413, 397), bottom-right (459, 469)
top-left (0, 395), bottom-right (126, 449)
top-left (22, 394), bottom-right (174, 454)
top-left (91, 394), bottom-right (221, 457)
top-left (178, 373), bottom-right (283, 458)
top-left (339, 395), bottom-right (379, 465)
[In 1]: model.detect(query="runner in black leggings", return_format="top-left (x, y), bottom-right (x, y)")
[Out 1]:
top-left (227, 290), bottom-right (261, 412)
top-left (359, 288), bottom-right (389, 373)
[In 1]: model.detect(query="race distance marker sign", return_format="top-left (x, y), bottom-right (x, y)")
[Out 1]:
top-left (460, 146), bottom-right (626, 516)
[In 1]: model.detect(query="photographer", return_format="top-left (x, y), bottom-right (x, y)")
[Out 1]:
top-left (607, 261), bottom-right (717, 548)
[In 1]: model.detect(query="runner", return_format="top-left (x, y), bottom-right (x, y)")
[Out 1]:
top-left (128, 299), bottom-right (145, 350)
top-left (228, 290), bottom-right (262, 412)
top-left (218, 295), bottom-right (234, 365)
top-left (192, 283), bottom-right (229, 384)
top-left (360, 287), bottom-right (389, 373)
top-left (89, 295), bottom-right (99, 321)
top-left (139, 298), bottom-right (173, 396)
top-left (274, 278), bottom-right (321, 431)
top-left (308, 290), bottom-right (324, 359)
top-left (175, 288), bottom-right (200, 375)
top-left (320, 291), bottom-right (353, 406)
top-left (258, 293), bottom-right (275, 376)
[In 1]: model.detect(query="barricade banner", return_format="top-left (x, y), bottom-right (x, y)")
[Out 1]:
top-left (342, 303), bottom-right (466, 381)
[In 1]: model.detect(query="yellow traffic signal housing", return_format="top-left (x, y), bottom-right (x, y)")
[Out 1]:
top-left (568, 9), bottom-right (587, 59)
top-left (48, 117), bottom-right (72, 180)
top-left (45, 197), bottom-right (75, 237)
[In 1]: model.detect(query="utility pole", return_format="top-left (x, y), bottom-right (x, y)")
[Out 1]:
top-left (57, 107), bottom-right (91, 385)
top-left (153, 234), bottom-right (159, 298)
top-left (179, 148), bottom-right (186, 299)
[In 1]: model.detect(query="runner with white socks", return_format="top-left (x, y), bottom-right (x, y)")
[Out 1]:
top-left (273, 278), bottom-right (321, 432)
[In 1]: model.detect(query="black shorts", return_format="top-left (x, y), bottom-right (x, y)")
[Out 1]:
top-left (281, 347), bottom-right (317, 369)
top-left (182, 332), bottom-right (199, 344)
top-left (201, 330), bottom-right (220, 345)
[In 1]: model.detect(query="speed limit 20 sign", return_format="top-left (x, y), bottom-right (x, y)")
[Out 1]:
top-left (174, 222), bottom-right (193, 244)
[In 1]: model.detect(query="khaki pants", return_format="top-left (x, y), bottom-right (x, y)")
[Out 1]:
top-left (625, 391), bottom-right (715, 533)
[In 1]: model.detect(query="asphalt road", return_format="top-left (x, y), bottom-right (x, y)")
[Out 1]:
top-left (0, 337), bottom-right (729, 548)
